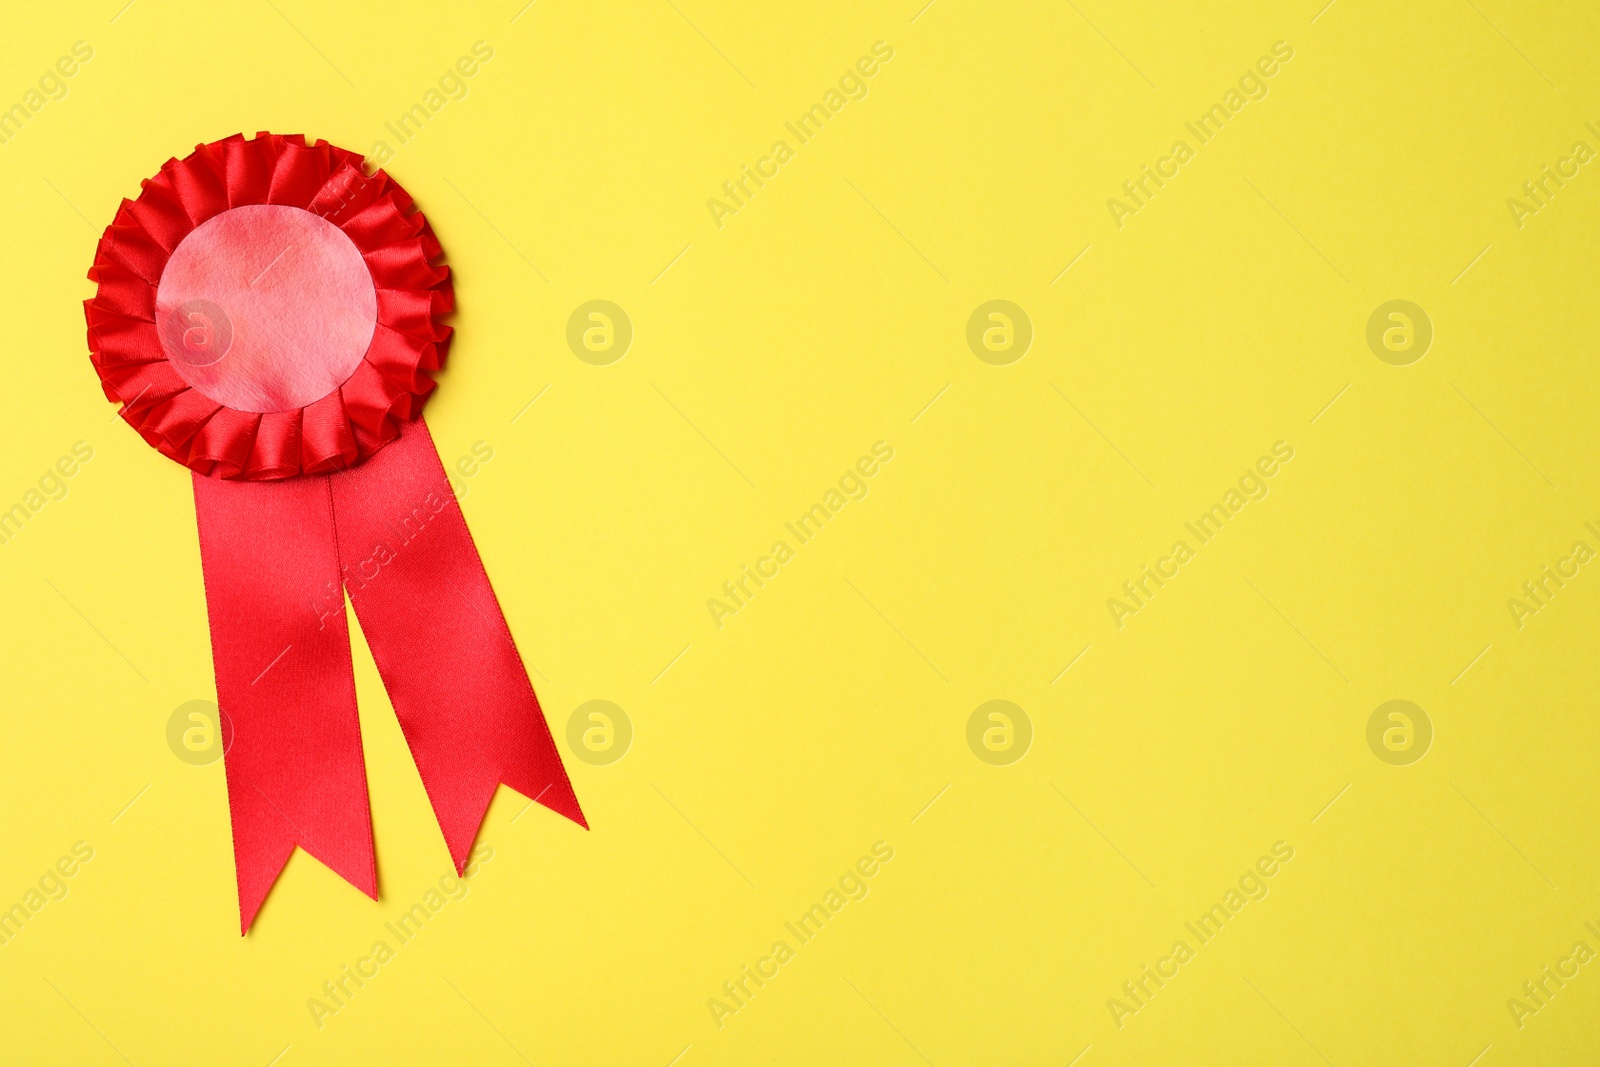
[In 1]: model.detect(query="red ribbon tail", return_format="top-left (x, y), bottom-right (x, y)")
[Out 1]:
top-left (193, 473), bottom-right (378, 934)
top-left (331, 418), bottom-right (585, 873)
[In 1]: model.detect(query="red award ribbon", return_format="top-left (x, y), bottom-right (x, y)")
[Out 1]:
top-left (84, 133), bottom-right (584, 932)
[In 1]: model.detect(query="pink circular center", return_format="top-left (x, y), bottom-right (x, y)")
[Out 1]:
top-left (155, 205), bottom-right (377, 413)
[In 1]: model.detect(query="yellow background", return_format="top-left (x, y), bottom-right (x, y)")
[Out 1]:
top-left (2, 0), bottom-right (1599, 1063)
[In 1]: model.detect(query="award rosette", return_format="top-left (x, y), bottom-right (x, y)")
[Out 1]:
top-left (84, 133), bottom-right (584, 932)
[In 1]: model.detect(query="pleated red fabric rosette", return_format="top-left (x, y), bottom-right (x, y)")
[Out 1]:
top-left (84, 133), bottom-right (584, 932)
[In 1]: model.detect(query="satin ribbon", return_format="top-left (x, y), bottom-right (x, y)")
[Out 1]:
top-left (193, 417), bottom-right (584, 932)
